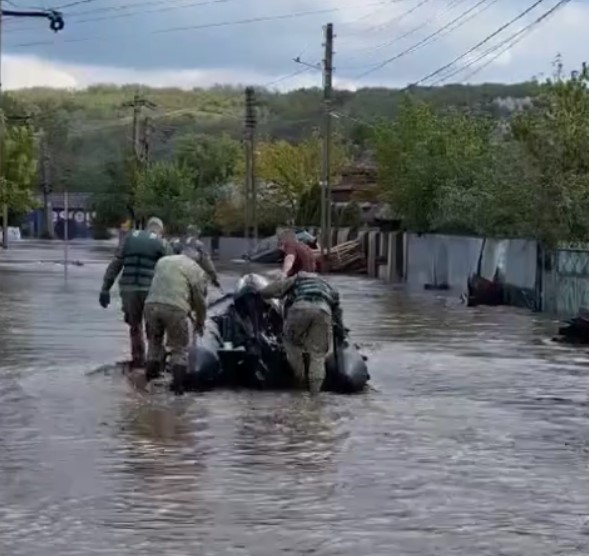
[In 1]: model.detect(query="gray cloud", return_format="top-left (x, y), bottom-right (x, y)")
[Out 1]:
top-left (3, 0), bottom-right (587, 89)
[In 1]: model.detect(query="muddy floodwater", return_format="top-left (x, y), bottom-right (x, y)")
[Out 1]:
top-left (1, 240), bottom-right (589, 555)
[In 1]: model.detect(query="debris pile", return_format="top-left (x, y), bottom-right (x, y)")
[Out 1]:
top-left (322, 239), bottom-right (366, 273)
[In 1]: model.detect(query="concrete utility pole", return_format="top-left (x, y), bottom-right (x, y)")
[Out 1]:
top-left (0, 5), bottom-right (64, 249)
top-left (320, 22), bottom-right (334, 259)
top-left (121, 93), bottom-right (156, 229)
top-left (244, 86), bottom-right (257, 250)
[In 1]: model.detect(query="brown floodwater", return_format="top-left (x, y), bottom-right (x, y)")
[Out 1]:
top-left (0, 240), bottom-right (588, 555)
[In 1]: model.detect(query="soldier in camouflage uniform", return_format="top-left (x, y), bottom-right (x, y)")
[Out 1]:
top-left (256, 271), bottom-right (344, 394)
top-left (170, 235), bottom-right (221, 289)
top-left (99, 217), bottom-right (172, 367)
top-left (143, 244), bottom-right (209, 394)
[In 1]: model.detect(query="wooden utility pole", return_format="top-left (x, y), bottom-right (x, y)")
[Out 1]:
top-left (321, 23), bottom-right (334, 259)
top-left (244, 86), bottom-right (257, 249)
top-left (122, 93), bottom-right (156, 229)
top-left (140, 116), bottom-right (153, 165)
top-left (39, 130), bottom-right (53, 238)
top-left (122, 94), bottom-right (155, 160)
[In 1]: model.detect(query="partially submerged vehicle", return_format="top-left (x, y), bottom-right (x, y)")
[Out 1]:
top-left (180, 273), bottom-right (369, 393)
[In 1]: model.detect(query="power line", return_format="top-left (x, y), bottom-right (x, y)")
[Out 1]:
top-left (55, 0), bottom-right (101, 8)
top-left (338, 0), bottom-right (418, 36)
top-left (354, 0), bottom-right (495, 79)
top-left (448, 0), bottom-right (570, 83)
top-left (411, 0), bottom-right (549, 86)
top-left (341, 0), bottom-right (469, 61)
top-left (7, 7), bottom-right (339, 48)
top-left (10, 0), bottom-right (408, 32)
top-left (5, 0), bottom-right (230, 32)
top-left (262, 67), bottom-right (312, 89)
top-left (363, 0), bottom-right (434, 36)
top-left (293, 0), bottom-right (413, 61)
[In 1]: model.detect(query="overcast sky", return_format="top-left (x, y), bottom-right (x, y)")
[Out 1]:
top-left (1, 0), bottom-right (585, 90)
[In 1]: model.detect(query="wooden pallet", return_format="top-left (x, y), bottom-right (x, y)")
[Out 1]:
top-left (321, 239), bottom-right (367, 273)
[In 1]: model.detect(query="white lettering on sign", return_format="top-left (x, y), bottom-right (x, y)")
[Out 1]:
top-left (51, 209), bottom-right (94, 224)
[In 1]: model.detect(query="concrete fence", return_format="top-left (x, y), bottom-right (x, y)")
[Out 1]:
top-left (199, 227), bottom-right (589, 317)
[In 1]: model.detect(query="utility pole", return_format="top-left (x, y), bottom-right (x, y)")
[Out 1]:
top-left (244, 86), bottom-right (257, 250)
top-left (122, 93), bottom-right (156, 229)
top-left (0, 5), bottom-right (64, 249)
top-left (321, 22), bottom-right (334, 260)
top-left (39, 130), bottom-right (53, 238)
top-left (140, 116), bottom-right (153, 165)
top-left (122, 94), bottom-right (156, 161)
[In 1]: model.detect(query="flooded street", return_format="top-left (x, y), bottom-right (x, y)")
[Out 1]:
top-left (1, 240), bottom-right (589, 555)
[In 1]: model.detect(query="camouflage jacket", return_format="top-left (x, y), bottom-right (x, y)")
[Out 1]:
top-left (170, 236), bottom-right (219, 285)
top-left (145, 254), bottom-right (208, 319)
top-left (259, 272), bottom-right (343, 327)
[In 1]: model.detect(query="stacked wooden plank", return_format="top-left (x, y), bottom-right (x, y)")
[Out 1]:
top-left (320, 239), bottom-right (367, 273)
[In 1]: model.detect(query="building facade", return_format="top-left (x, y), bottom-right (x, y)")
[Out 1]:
top-left (23, 192), bottom-right (96, 239)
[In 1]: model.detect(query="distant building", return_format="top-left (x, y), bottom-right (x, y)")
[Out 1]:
top-left (332, 164), bottom-right (398, 228)
top-left (23, 192), bottom-right (96, 239)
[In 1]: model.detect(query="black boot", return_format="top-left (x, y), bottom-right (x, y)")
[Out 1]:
top-left (145, 360), bottom-right (162, 382)
top-left (170, 364), bottom-right (187, 395)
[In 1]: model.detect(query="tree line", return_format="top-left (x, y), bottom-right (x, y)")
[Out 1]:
top-left (376, 60), bottom-right (589, 246)
top-left (2, 70), bottom-right (584, 244)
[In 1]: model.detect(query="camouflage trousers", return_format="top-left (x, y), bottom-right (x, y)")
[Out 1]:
top-left (283, 301), bottom-right (333, 394)
top-left (144, 302), bottom-right (191, 367)
top-left (121, 290), bottom-right (149, 365)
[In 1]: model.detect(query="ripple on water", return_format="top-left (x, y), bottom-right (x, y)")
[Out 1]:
top-left (1, 247), bottom-right (589, 555)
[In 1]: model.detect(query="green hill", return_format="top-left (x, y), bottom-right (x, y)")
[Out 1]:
top-left (4, 81), bottom-right (540, 196)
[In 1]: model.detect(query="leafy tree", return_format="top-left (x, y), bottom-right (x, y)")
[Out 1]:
top-left (134, 161), bottom-right (209, 235)
top-left (251, 132), bottom-right (348, 225)
top-left (374, 97), bottom-right (443, 232)
top-left (0, 124), bottom-right (39, 216)
top-left (213, 196), bottom-right (244, 235)
top-left (511, 62), bottom-right (589, 245)
top-left (1, 80), bottom-right (557, 238)
top-left (175, 133), bottom-right (240, 189)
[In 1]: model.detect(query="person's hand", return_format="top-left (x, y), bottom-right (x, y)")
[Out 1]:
top-left (195, 320), bottom-right (205, 337)
top-left (212, 278), bottom-right (223, 291)
top-left (99, 291), bottom-right (110, 308)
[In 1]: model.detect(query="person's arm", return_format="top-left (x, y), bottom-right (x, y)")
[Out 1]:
top-left (101, 242), bottom-right (124, 293)
top-left (195, 241), bottom-right (220, 287)
top-left (188, 268), bottom-right (208, 333)
top-left (328, 285), bottom-right (345, 338)
top-left (281, 244), bottom-right (296, 277)
top-left (259, 276), bottom-right (296, 299)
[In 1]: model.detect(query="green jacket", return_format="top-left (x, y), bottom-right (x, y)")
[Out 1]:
top-left (101, 230), bottom-right (172, 294)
